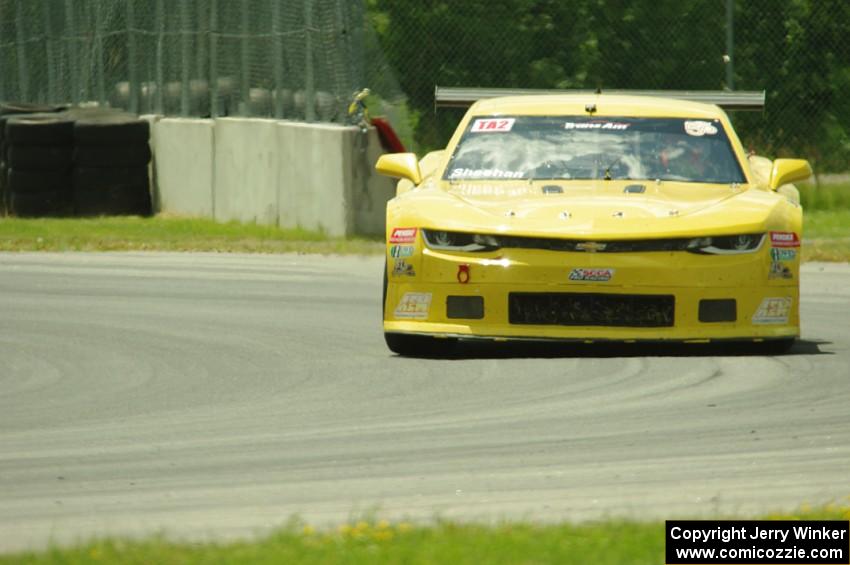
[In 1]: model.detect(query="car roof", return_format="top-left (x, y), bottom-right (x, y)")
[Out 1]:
top-left (469, 94), bottom-right (725, 119)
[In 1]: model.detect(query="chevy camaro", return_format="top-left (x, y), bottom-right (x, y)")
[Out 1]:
top-left (375, 88), bottom-right (812, 356)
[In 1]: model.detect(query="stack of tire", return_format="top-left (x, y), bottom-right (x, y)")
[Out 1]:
top-left (0, 102), bottom-right (68, 216)
top-left (72, 113), bottom-right (152, 216)
top-left (3, 113), bottom-right (76, 217)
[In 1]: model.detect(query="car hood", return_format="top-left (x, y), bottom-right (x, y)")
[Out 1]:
top-left (394, 179), bottom-right (777, 239)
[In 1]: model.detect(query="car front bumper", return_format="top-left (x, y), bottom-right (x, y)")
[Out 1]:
top-left (384, 246), bottom-right (800, 342)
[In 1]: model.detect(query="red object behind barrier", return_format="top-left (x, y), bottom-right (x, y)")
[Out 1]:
top-left (371, 117), bottom-right (406, 153)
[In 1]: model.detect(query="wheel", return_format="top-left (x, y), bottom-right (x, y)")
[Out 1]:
top-left (384, 332), bottom-right (457, 357)
top-left (74, 144), bottom-right (152, 168)
top-left (382, 260), bottom-right (457, 356)
top-left (74, 116), bottom-right (150, 145)
top-left (73, 166), bottom-right (149, 192)
top-left (756, 338), bottom-right (796, 355)
top-left (7, 145), bottom-right (73, 172)
top-left (7, 169), bottom-right (70, 193)
top-left (75, 185), bottom-right (152, 217)
top-left (9, 189), bottom-right (73, 217)
top-left (4, 115), bottom-right (75, 146)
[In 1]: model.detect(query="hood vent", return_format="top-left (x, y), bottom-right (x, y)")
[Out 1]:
top-left (542, 185), bottom-right (563, 194)
top-left (624, 184), bottom-right (646, 194)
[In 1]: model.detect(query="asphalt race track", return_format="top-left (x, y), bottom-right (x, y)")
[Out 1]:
top-left (1, 252), bottom-right (848, 552)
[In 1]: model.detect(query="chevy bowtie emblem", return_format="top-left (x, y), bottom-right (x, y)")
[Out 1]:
top-left (576, 241), bottom-right (607, 252)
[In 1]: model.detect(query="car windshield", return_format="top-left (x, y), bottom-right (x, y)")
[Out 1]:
top-left (444, 116), bottom-right (746, 184)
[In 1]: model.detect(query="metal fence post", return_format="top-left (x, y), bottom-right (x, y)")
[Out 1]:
top-left (15, 1), bottom-right (30, 101)
top-left (272, 0), bottom-right (284, 119)
top-left (304, 0), bottom-right (315, 122)
top-left (180, 0), bottom-right (191, 116)
top-left (196, 0), bottom-right (207, 98)
top-left (127, 0), bottom-right (139, 113)
top-left (94, 0), bottom-right (106, 106)
top-left (156, 0), bottom-right (165, 113)
top-left (42, 0), bottom-right (56, 103)
top-left (210, 0), bottom-right (219, 117)
top-left (726, 0), bottom-right (734, 90)
top-left (240, 0), bottom-right (251, 116)
top-left (64, 0), bottom-right (78, 105)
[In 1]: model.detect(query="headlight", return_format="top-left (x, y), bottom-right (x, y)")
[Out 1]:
top-left (686, 233), bottom-right (765, 254)
top-left (422, 229), bottom-right (500, 252)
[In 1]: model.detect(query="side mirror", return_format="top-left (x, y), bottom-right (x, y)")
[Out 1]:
top-left (769, 159), bottom-right (812, 190)
top-left (376, 153), bottom-right (422, 185)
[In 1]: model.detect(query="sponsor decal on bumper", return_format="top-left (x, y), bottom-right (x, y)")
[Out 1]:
top-left (569, 267), bottom-right (615, 282)
top-left (394, 292), bottom-right (432, 319)
top-left (752, 297), bottom-right (792, 324)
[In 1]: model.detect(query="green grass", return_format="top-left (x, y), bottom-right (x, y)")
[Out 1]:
top-left (799, 181), bottom-right (850, 210)
top-left (0, 216), bottom-right (384, 255)
top-left (4, 505), bottom-right (849, 565)
top-left (0, 209), bottom-right (848, 260)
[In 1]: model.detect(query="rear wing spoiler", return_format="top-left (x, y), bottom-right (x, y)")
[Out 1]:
top-left (434, 87), bottom-right (765, 112)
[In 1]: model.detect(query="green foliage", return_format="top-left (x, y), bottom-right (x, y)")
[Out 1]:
top-left (5, 508), bottom-right (850, 564)
top-left (369, 0), bottom-right (850, 168)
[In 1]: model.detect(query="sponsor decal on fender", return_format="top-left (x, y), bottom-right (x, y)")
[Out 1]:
top-left (394, 292), bottom-right (432, 319)
top-left (569, 267), bottom-right (615, 282)
top-left (770, 248), bottom-right (797, 261)
top-left (390, 245), bottom-right (414, 258)
top-left (390, 227), bottom-right (417, 244)
top-left (470, 118), bottom-right (515, 132)
top-left (392, 259), bottom-right (415, 277)
top-left (770, 231), bottom-right (800, 248)
top-left (768, 261), bottom-right (793, 280)
top-left (752, 297), bottom-right (792, 324)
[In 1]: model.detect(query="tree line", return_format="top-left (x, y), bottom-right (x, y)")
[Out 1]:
top-left (369, 0), bottom-right (850, 172)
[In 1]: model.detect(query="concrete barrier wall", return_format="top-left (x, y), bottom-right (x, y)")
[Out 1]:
top-left (277, 122), bottom-right (350, 236)
top-left (213, 118), bottom-right (279, 225)
top-left (150, 118), bottom-right (214, 217)
top-left (152, 118), bottom-right (395, 236)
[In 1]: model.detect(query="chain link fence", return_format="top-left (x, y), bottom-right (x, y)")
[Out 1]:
top-left (2, 0), bottom-right (848, 172)
top-left (0, 0), bottom-right (381, 122)
top-left (369, 0), bottom-right (850, 173)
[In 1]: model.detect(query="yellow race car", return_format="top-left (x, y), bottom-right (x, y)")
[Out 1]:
top-left (376, 88), bottom-right (812, 356)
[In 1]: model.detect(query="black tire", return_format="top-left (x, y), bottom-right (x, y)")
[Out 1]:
top-left (382, 261), bottom-right (458, 356)
top-left (73, 166), bottom-right (149, 192)
top-left (0, 163), bottom-right (7, 216)
top-left (9, 189), bottom-right (73, 217)
top-left (7, 145), bottom-right (73, 172)
top-left (75, 185), bottom-right (151, 217)
top-left (74, 144), bottom-right (152, 168)
top-left (0, 102), bottom-right (66, 116)
top-left (7, 169), bottom-right (71, 193)
top-left (4, 115), bottom-right (75, 146)
top-left (382, 259), bottom-right (389, 319)
top-left (74, 116), bottom-right (150, 145)
top-left (756, 338), bottom-right (796, 355)
top-left (384, 332), bottom-right (458, 357)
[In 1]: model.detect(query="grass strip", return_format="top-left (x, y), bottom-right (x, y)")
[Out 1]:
top-left (799, 181), bottom-right (850, 210)
top-left (0, 216), bottom-right (384, 255)
top-left (0, 212), bottom-right (849, 260)
top-left (3, 506), bottom-right (848, 565)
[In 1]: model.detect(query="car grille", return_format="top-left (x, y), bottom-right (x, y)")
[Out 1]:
top-left (508, 292), bottom-right (675, 327)
top-left (493, 235), bottom-right (696, 252)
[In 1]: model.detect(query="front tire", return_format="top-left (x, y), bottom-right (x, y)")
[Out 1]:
top-left (382, 260), bottom-right (456, 356)
top-left (384, 332), bottom-right (457, 357)
top-left (756, 338), bottom-right (796, 355)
